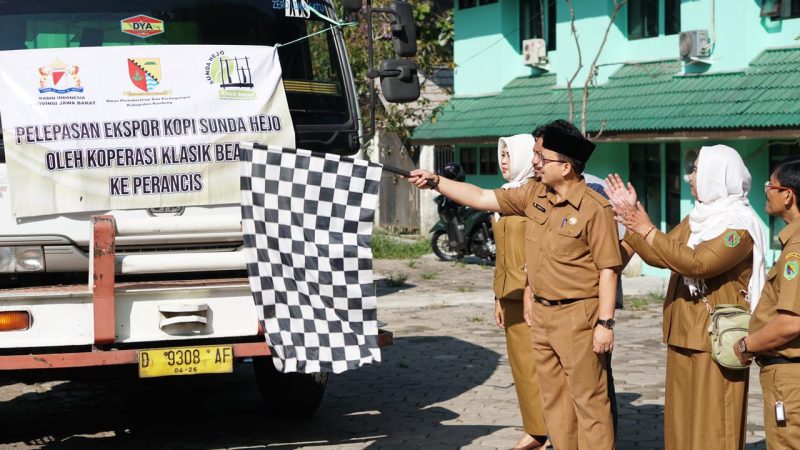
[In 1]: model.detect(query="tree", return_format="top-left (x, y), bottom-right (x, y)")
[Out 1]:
top-left (339, 1), bottom-right (454, 147)
top-left (565, 0), bottom-right (628, 137)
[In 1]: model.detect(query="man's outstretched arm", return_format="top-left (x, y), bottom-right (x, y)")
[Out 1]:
top-left (407, 169), bottom-right (501, 212)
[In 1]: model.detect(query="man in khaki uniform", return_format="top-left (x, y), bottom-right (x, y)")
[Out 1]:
top-left (736, 158), bottom-right (800, 449)
top-left (408, 121), bottom-right (620, 450)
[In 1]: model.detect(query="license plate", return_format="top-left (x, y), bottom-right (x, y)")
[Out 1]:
top-left (138, 345), bottom-right (234, 378)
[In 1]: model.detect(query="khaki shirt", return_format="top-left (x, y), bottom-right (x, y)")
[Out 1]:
top-left (492, 214), bottom-right (527, 300)
top-left (750, 217), bottom-right (800, 358)
top-left (624, 219), bottom-right (753, 352)
top-left (494, 179), bottom-right (621, 300)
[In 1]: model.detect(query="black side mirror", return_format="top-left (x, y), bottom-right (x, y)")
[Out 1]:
top-left (380, 59), bottom-right (420, 103)
top-left (342, 0), bottom-right (362, 12)
top-left (389, 1), bottom-right (417, 57)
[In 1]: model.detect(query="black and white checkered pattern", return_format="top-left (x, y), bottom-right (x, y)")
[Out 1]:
top-left (240, 144), bottom-right (382, 374)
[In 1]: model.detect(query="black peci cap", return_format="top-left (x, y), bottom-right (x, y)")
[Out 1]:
top-left (541, 126), bottom-right (596, 163)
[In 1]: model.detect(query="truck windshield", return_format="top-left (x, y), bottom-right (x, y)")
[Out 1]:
top-left (0, 0), bottom-right (352, 132)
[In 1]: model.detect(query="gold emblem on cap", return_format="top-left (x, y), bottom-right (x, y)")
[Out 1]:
top-left (568, 217), bottom-right (578, 225)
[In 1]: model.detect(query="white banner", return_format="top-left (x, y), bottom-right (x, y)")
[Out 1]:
top-left (0, 45), bottom-right (295, 218)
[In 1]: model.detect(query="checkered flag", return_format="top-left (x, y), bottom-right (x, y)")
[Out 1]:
top-left (240, 144), bottom-right (382, 374)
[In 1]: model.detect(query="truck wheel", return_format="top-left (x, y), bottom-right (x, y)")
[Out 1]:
top-left (252, 356), bottom-right (328, 417)
top-left (431, 230), bottom-right (458, 261)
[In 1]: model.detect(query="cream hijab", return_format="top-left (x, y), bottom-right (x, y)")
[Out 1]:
top-left (497, 134), bottom-right (536, 189)
top-left (687, 145), bottom-right (767, 311)
top-left (495, 134), bottom-right (536, 221)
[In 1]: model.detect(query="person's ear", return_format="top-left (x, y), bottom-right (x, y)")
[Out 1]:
top-left (561, 162), bottom-right (572, 177)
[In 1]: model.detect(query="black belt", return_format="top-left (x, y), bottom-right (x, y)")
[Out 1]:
top-left (534, 296), bottom-right (581, 307)
top-left (755, 356), bottom-right (800, 367)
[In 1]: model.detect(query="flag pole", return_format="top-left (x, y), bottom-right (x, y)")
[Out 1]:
top-left (242, 142), bottom-right (437, 189)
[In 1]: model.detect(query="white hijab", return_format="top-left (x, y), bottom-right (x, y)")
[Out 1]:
top-left (497, 134), bottom-right (536, 190)
top-left (495, 134), bottom-right (536, 221)
top-left (686, 145), bottom-right (767, 311)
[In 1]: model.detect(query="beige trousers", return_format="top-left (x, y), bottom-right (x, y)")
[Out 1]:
top-left (530, 298), bottom-right (614, 450)
top-left (760, 363), bottom-right (800, 450)
top-left (501, 298), bottom-right (547, 436)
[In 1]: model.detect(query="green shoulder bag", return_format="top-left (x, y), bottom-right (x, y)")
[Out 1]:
top-left (705, 298), bottom-right (751, 370)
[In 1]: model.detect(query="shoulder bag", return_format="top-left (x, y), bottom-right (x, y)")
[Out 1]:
top-left (704, 297), bottom-right (751, 370)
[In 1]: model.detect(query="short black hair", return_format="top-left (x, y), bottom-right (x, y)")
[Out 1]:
top-left (773, 156), bottom-right (800, 209)
top-left (531, 120), bottom-right (586, 173)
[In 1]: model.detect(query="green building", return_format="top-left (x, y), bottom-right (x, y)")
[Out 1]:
top-left (412, 0), bottom-right (800, 275)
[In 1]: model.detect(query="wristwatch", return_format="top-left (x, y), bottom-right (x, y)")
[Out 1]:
top-left (597, 318), bottom-right (615, 330)
top-left (737, 336), bottom-right (748, 354)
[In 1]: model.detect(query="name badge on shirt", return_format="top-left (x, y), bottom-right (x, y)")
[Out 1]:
top-left (534, 203), bottom-right (546, 213)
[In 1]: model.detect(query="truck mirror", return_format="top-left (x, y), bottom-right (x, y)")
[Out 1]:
top-left (379, 59), bottom-right (420, 103)
top-left (389, 1), bottom-right (417, 57)
top-left (342, 0), bottom-right (362, 12)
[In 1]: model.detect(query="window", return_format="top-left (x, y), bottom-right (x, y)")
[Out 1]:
top-left (628, 0), bottom-right (659, 39)
top-left (480, 148), bottom-right (498, 175)
top-left (460, 147), bottom-right (478, 175)
top-left (761, 0), bottom-right (800, 19)
top-left (459, 0), bottom-right (496, 10)
top-left (520, 0), bottom-right (557, 51)
top-left (769, 144), bottom-right (796, 250)
top-left (665, 143), bottom-right (682, 231)
top-left (665, 0), bottom-right (681, 35)
top-left (630, 143), bottom-right (662, 228)
top-left (434, 145), bottom-right (455, 174)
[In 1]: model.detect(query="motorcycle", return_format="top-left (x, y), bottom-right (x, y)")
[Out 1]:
top-left (430, 194), bottom-right (495, 261)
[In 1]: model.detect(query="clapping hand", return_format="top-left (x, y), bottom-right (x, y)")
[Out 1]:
top-left (604, 174), bottom-right (656, 237)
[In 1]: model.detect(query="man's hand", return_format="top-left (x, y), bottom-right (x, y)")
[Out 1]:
top-left (523, 297), bottom-right (532, 326)
top-left (407, 169), bottom-right (436, 190)
top-left (494, 299), bottom-right (504, 328)
top-left (593, 326), bottom-right (614, 354)
top-left (733, 340), bottom-right (752, 366)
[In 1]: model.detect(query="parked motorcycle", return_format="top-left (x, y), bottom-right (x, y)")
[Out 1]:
top-left (429, 163), bottom-right (496, 261)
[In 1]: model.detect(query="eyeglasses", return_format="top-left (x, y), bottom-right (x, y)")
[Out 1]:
top-left (533, 151), bottom-right (565, 166)
top-left (764, 181), bottom-right (795, 194)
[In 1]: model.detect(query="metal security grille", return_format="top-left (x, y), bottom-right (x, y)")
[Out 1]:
top-left (434, 145), bottom-right (455, 174)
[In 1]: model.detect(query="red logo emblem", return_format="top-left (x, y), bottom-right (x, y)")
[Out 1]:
top-left (120, 15), bottom-right (165, 38)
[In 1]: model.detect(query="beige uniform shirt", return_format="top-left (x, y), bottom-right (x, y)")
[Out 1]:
top-left (750, 217), bottom-right (800, 358)
top-left (492, 214), bottom-right (528, 301)
top-left (494, 179), bottom-right (622, 300)
top-left (625, 218), bottom-right (753, 352)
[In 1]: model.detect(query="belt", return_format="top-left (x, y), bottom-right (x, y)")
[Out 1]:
top-left (755, 356), bottom-right (800, 367)
top-left (534, 296), bottom-right (581, 307)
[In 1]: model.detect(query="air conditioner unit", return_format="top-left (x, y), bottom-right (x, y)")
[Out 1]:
top-left (522, 38), bottom-right (548, 66)
top-left (679, 30), bottom-right (710, 60)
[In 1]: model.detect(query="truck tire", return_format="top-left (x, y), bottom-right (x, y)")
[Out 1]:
top-left (431, 230), bottom-right (458, 261)
top-left (252, 356), bottom-right (328, 417)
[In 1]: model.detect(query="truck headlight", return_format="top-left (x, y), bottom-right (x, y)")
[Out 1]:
top-left (15, 247), bottom-right (44, 272)
top-left (0, 247), bottom-right (45, 272)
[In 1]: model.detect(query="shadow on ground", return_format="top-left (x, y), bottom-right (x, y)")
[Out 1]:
top-left (0, 336), bottom-right (501, 449)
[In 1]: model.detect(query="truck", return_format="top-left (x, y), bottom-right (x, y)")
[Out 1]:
top-left (0, 0), bottom-right (419, 417)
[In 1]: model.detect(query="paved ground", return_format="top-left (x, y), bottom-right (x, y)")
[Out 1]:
top-left (0, 254), bottom-right (766, 449)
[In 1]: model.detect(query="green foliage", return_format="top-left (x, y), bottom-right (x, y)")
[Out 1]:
top-left (421, 271), bottom-right (437, 280)
top-left (406, 259), bottom-right (418, 268)
top-left (371, 231), bottom-right (431, 259)
top-left (384, 272), bottom-right (409, 287)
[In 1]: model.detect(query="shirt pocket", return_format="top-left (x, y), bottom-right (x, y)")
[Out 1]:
top-left (550, 225), bottom-right (584, 257)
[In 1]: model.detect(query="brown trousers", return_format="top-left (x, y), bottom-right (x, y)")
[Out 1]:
top-left (664, 345), bottom-right (748, 450)
top-left (530, 298), bottom-right (614, 450)
top-left (760, 363), bottom-right (800, 450)
top-left (501, 298), bottom-right (547, 436)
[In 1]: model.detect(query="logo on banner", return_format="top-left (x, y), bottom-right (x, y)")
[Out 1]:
top-left (205, 51), bottom-right (256, 100)
top-left (124, 58), bottom-right (170, 96)
top-left (121, 15), bottom-right (165, 38)
top-left (38, 59), bottom-right (83, 94)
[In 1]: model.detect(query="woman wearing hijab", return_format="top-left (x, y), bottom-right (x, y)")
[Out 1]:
top-left (604, 145), bottom-right (766, 450)
top-left (493, 134), bottom-right (547, 450)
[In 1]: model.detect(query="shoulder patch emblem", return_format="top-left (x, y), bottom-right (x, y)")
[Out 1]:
top-left (724, 231), bottom-right (741, 248)
top-left (785, 260), bottom-right (799, 281)
top-left (785, 252), bottom-right (800, 260)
